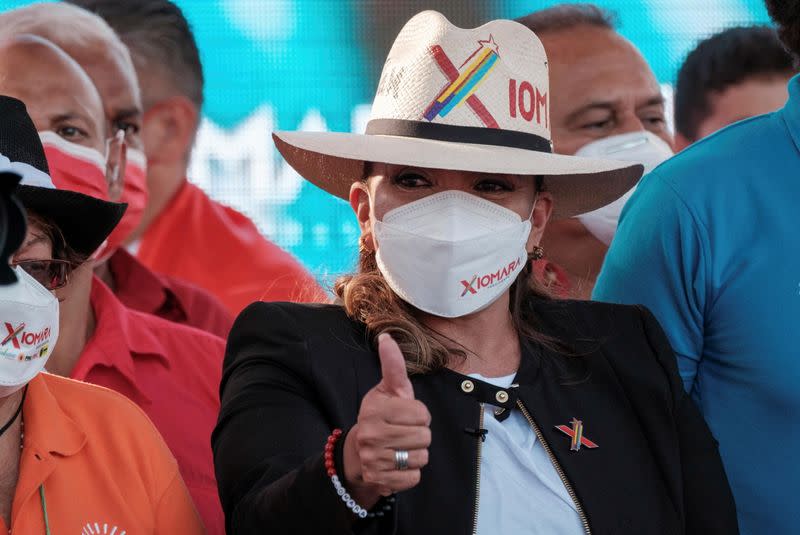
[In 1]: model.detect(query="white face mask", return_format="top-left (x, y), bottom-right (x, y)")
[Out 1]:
top-left (574, 131), bottom-right (673, 245)
top-left (0, 266), bottom-right (59, 397)
top-left (373, 191), bottom-right (533, 318)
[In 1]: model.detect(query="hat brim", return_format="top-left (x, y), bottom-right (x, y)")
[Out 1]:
top-left (274, 131), bottom-right (644, 220)
top-left (0, 172), bottom-right (25, 284)
top-left (16, 185), bottom-right (126, 258)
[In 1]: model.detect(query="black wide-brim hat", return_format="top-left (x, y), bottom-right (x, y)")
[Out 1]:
top-left (0, 172), bottom-right (25, 284)
top-left (15, 185), bottom-right (126, 257)
top-left (0, 96), bottom-right (126, 258)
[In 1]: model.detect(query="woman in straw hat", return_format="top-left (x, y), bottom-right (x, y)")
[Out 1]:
top-left (213, 11), bottom-right (737, 535)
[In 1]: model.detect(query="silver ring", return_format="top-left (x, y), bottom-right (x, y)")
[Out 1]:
top-left (394, 449), bottom-right (409, 471)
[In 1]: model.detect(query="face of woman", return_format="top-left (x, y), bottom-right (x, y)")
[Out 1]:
top-left (350, 163), bottom-right (554, 252)
top-left (11, 215), bottom-right (94, 373)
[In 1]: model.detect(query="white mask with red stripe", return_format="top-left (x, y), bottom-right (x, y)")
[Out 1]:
top-left (373, 190), bottom-right (532, 318)
top-left (0, 266), bottom-right (59, 397)
top-left (39, 132), bottom-right (148, 260)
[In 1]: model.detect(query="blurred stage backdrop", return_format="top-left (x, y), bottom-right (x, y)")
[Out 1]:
top-left (0, 0), bottom-right (773, 285)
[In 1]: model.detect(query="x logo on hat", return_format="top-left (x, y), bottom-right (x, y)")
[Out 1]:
top-left (426, 39), bottom-right (500, 128)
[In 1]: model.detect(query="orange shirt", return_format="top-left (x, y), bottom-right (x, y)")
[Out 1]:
top-left (75, 277), bottom-right (225, 534)
top-left (2, 373), bottom-right (204, 534)
top-left (137, 181), bottom-right (327, 315)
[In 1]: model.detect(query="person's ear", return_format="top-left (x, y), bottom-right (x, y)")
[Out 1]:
top-left (141, 95), bottom-right (199, 166)
top-left (527, 192), bottom-right (553, 251)
top-left (349, 182), bottom-right (375, 251)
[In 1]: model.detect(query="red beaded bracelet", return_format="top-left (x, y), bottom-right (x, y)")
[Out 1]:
top-left (325, 429), bottom-right (369, 518)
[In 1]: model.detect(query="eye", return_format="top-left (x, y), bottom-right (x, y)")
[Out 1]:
top-left (393, 170), bottom-right (432, 188)
top-left (474, 178), bottom-right (513, 193)
top-left (642, 115), bottom-right (667, 128)
top-left (582, 118), bottom-right (615, 132)
top-left (56, 125), bottom-right (89, 141)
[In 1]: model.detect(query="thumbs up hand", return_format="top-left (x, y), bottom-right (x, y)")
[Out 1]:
top-left (342, 334), bottom-right (432, 507)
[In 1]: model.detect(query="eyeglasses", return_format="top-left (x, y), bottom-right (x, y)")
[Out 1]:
top-left (11, 259), bottom-right (77, 291)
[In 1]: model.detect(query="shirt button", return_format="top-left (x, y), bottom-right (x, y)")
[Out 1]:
top-left (461, 380), bottom-right (475, 393)
top-left (496, 390), bottom-right (509, 403)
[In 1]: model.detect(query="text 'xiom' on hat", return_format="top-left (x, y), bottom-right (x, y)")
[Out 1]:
top-left (272, 10), bottom-right (643, 219)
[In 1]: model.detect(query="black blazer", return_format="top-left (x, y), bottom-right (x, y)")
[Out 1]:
top-left (213, 299), bottom-right (738, 535)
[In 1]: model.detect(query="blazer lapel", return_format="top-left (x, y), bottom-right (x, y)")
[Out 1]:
top-left (514, 343), bottom-right (681, 534)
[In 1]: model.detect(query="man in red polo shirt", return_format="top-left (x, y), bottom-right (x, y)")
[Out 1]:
top-left (68, 0), bottom-right (326, 315)
top-left (2, 95), bottom-right (226, 533)
top-left (0, 3), bottom-right (234, 338)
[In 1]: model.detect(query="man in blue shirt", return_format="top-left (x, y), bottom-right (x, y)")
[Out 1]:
top-left (594, 4), bottom-right (800, 533)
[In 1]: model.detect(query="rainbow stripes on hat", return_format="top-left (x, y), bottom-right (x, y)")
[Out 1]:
top-left (424, 36), bottom-right (500, 122)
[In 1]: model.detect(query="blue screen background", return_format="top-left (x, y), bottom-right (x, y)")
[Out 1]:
top-left (0, 0), bottom-right (774, 287)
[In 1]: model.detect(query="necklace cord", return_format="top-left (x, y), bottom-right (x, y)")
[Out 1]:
top-left (38, 485), bottom-right (50, 535)
top-left (0, 385), bottom-right (27, 439)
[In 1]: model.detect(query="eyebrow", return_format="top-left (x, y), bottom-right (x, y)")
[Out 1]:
top-left (50, 112), bottom-right (86, 124)
top-left (636, 95), bottom-right (666, 110)
top-left (113, 107), bottom-right (143, 121)
top-left (567, 94), bottom-right (666, 122)
top-left (565, 101), bottom-right (616, 123)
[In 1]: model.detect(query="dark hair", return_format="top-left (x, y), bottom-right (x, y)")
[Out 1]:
top-left (65, 0), bottom-right (204, 110)
top-left (27, 213), bottom-right (86, 265)
top-left (765, 0), bottom-right (800, 58)
top-left (675, 26), bottom-right (795, 141)
top-left (515, 3), bottom-right (616, 34)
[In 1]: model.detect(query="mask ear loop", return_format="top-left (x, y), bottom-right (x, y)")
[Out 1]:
top-left (105, 129), bottom-right (127, 202)
top-left (524, 174), bottom-right (545, 222)
top-left (524, 175), bottom-right (545, 273)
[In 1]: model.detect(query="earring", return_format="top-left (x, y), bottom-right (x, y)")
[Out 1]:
top-left (528, 245), bottom-right (545, 261)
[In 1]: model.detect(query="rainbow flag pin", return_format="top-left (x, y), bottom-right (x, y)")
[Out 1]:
top-left (555, 418), bottom-right (599, 452)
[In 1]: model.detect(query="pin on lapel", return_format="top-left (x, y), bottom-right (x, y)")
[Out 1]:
top-left (555, 418), bottom-right (598, 451)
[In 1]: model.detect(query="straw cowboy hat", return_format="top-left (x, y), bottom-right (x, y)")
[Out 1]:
top-left (273, 10), bottom-right (643, 219)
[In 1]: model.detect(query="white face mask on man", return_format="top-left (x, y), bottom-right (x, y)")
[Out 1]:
top-left (0, 266), bottom-right (59, 397)
top-left (574, 131), bottom-right (673, 245)
top-left (373, 190), bottom-right (533, 319)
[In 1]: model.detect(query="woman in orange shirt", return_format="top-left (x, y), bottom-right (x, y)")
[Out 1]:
top-left (0, 96), bottom-right (204, 534)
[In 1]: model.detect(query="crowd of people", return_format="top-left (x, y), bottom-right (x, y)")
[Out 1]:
top-left (0, 1), bottom-right (797, 534)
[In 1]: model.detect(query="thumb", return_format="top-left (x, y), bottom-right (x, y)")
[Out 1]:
top-left (377, 333), bottom-right (414, 399)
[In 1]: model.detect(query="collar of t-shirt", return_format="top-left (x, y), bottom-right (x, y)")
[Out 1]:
top-left (72, 276), bottom-right (171, 395)
top-left (108, 248), bottom-right (186, 322)
top-left (783, 75), bottom-right (800, 151)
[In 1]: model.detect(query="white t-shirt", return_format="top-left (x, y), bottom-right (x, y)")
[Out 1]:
top-left (470, 373), bottom-right (584, 534)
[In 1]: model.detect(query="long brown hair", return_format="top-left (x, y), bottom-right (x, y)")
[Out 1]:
top-left (334, 230), bottom-right (558, 376)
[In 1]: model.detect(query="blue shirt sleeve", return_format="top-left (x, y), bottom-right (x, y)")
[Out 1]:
top-left (593, 171), bottom-right (709, 393)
